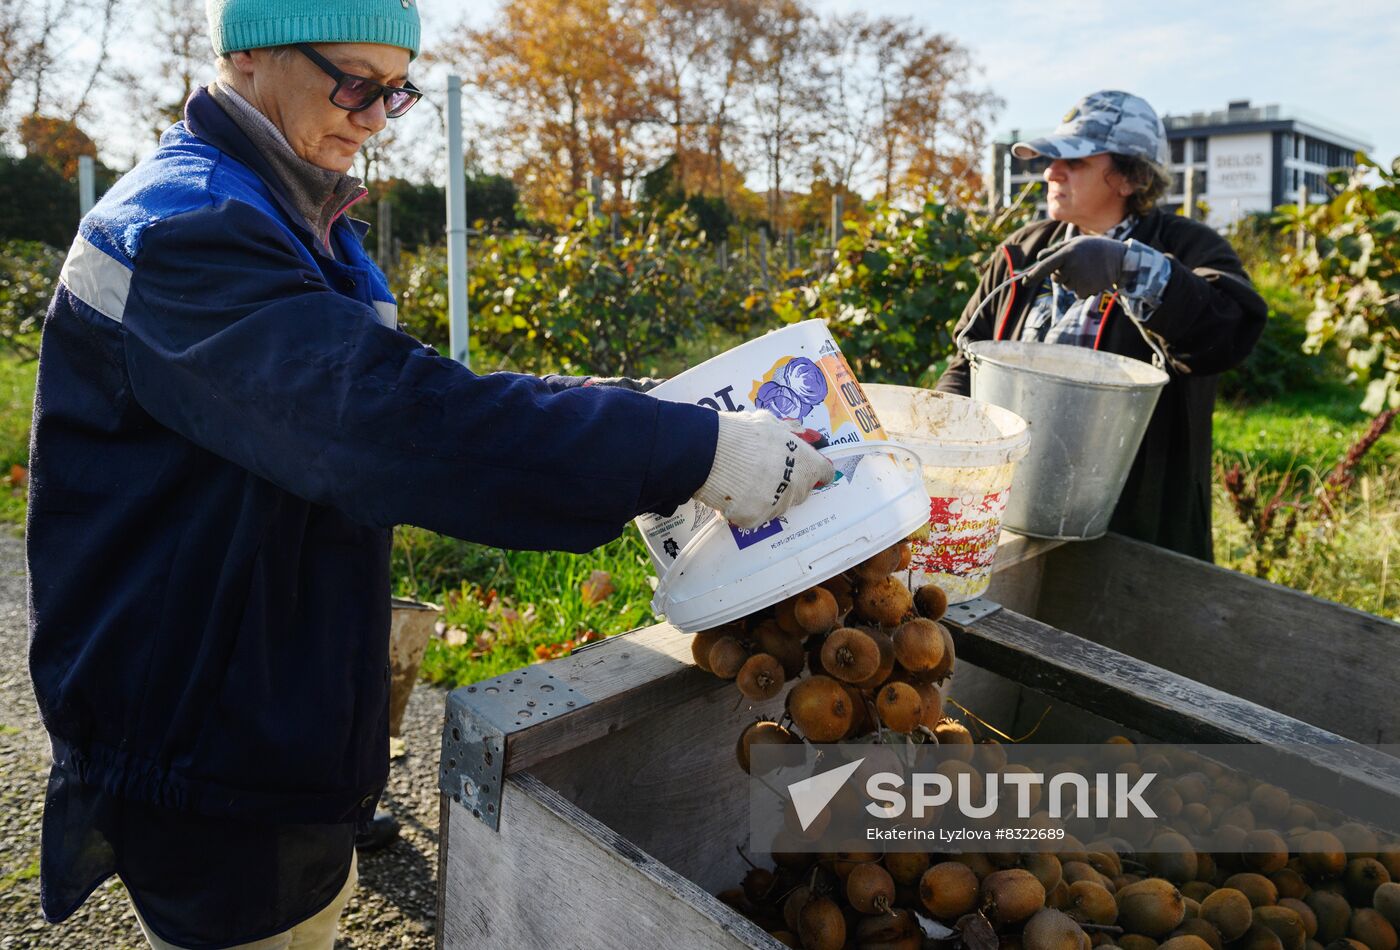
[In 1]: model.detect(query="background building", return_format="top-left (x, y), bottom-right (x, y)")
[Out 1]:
top-left (990, 100), bottom-right (1373, 230)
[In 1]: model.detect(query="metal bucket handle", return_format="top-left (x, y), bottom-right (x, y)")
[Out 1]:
top-left (656, 440), bottom-right (923, 608)
top-left (956, 269), bottom-right (1168, 373)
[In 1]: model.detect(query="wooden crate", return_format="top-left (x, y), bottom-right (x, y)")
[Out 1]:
top-left (435, 534), bottom-right (1400, 949)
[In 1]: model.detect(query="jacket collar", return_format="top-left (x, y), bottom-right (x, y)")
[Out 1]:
top-left (183, 86), bottom-right (370, 253)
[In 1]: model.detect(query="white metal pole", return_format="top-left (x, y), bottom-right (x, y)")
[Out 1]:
top-left (78, 155), bottom-right (96, 217)
top-left (446, 75), bottom-right (470, 368)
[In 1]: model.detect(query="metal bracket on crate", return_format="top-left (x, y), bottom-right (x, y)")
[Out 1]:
top-left (942, 597), bottom-right (1003, 626)
top-left (439, 667), bottom-right (591, 831)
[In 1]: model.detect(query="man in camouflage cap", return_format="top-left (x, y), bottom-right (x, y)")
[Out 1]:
top-left (937, 90), bottom-right (1267, 562)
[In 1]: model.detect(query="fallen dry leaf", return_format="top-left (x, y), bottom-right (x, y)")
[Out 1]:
top-left (580, 570), bottom-right (615, 606)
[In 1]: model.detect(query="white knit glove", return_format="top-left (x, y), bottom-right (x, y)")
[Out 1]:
top-left (694, 411), bottom-right (835, 530)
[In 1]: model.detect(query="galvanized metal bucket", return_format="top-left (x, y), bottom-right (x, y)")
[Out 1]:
top-left (966, 340), bottom-right (1169, 540)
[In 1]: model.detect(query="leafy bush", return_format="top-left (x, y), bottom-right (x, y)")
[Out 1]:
top-left (395, 199), bottom-right (772, 375)
top-left (0, 241), bottom-right (63, 361)
top-left (762, 196), bottom-right (1034, 385)
top-left (1218, 258), bottom-right (1332, 404)
top-left (1281, 155), bottom-right (1400, 414)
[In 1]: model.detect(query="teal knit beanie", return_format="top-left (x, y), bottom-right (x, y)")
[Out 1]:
top-left (207, 0), bottom-right (421, 60)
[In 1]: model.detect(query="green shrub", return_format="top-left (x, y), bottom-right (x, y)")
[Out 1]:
top-left (0, 241), bottom-right (63, 361)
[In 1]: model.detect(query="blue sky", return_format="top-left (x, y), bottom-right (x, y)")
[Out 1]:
top-left (804, 0), bottom-right (1396, 162)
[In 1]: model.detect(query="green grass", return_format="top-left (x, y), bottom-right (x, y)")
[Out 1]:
top-left (1213, 380), bottom-right (1400, 475)
top-left (0, 858), bottom-right (39, 892)
top-left (0, 353), bottom-right (35, 527)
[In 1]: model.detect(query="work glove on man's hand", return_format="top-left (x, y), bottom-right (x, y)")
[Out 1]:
top-left (1019, 236), bottom-right (1128, 298)
top-left (584, 375), bottom-right (666, 393)
top-left (694, 410), bottom-right (835, 530)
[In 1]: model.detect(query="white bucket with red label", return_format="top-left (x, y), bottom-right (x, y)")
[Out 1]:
top-left (863, 385), bottom-right (1031, 604)
top-left (640, 321), bottom-right (929, 632)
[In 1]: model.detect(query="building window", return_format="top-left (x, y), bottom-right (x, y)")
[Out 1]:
top-left (1193, 137), bottom-right (1209, 162)
top-left (1197, 169), bottom-right (1207, 194)
top-left (1170, 139), bottom-right (1185, 164)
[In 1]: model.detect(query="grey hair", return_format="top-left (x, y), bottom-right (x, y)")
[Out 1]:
top-left (1108, 153), bottom-right (1174, 216)
top-left (216, 46), bottom-right (297, 82)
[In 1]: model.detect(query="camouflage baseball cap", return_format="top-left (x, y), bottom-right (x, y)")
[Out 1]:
top-left (1012, 90), bottom-right (1169, 167)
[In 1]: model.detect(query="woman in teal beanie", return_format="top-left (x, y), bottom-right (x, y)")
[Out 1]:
top-left (28, 0), bottom-right (834, 947)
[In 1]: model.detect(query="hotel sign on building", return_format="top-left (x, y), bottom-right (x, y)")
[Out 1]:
top-left (991, 100), bottom-right (1372, 231)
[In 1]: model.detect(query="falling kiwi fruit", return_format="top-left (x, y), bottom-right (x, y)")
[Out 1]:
top-left (708, 635), bottom-right (748, 679)
top-left (983, 868), bottom-right (1048, 930)
top-left (853, 626), bottom-right (896, 690)
top-left (786, 675), bottom-right (854, 742)
top-left (1202, 888), bottom-right (1255, 942)
top-left (853, 544), bottom-right (902, 581)
top-left (913, 582), bottom-right (949, 621)
top-left (798, 896), bottom-right (847, 950)
top-left (847, 861), bottom-right (896, 914)
top-left (736, 653), bottom-right (786, 701)
top-left (753, 622), bottom-right (807, 679)
top-left (820, 627), bottom-right (882, 684)
top-left (854, 575), bottom-right (914, 627)
top-left (920, 861), bottom-right (981, 919)
top-left (691, 627), bottom-right (728, 672)
top-left (792, 586), bottom-right (840, 637)
top-left (1024, 908), bottom-right (1092, 950)
top-left (875, 682), bottom-right (923, 733)
top-left (934, 717), bottom-right (975, 759)
top-left (736, 720), bottom-right (796, 774)
top-left (892, 617), bottom-right (946, 673)
top-left (930, 621), bottom-right (956, 680)
top-left (818, 573), bottom-right (855, 614)
top-left (1118, 878), bottom-right (1187, 938)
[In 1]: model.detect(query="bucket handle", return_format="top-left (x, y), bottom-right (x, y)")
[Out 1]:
top-left (654, 440), bottom-right (923, 615)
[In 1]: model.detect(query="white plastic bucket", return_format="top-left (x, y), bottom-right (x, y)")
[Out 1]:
top-left (863, 384), bottom-right (1031, 604)
top-left (640, 321), bottom-right (930, 632)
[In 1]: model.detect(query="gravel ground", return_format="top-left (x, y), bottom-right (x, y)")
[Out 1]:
top-left (0, 531), bottom-right (448, 949)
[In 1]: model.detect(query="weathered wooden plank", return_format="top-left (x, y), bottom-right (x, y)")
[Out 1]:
top-left (439, 776), bottom-right (774, 950)
top-left (945, 605), bottom-right (1400, 808)
top-left (529, 673), bottom-right (784, 894)
top-left (1035, 534), bottom-right (1400, 744)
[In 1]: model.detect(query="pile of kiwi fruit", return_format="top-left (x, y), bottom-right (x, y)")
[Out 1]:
top-left (691, 554), bottom-right (1400, 950)
top-left (715, 735), bottom-right (1400, 949)
top-left (692, 538), bottom-right (962, 760)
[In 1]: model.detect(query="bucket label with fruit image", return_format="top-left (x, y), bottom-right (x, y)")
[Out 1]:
top-left (749, 339), bottom-right (885, 448)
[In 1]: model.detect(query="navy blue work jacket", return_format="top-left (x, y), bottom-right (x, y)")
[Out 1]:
top-left (27, 88), bottom-right (716, 832)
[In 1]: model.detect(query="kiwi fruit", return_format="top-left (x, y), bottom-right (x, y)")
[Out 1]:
top-left (876, 681), bottom-right (923, 733)
top-left (1374, 883), bottom-right (1400, 928)
top-left (1239, 923), bottom-right (1286, 950)
top-left (1327, 941), bottom-right (1372, 950)
top-left (1048, 880), bottom-right (1073, 911)
top-left (852, 626), bottom-right (896, 691)
top-left (1181, 803), bottom-right (1213, 835)
top-left (893, 617), bottom-right (946, 672)
top-left (1244, 832), bottom-right (1291, 875)
top-left (847, 861), bottom-right (896, 914)
top-left (934, 717), bottom-right (974, 759)
top-left (1348, 909), bottom-right (1398, 950)
top-left (736, 653), bottom-right (786, 701)
top-left (1182, 882), bottom-right (1217, 903)
top-left (930, 620), bottom-right (956, 680)
top-left (911, 679), bottom-right (944, 730)
top-left (854, 575), bottom-right (914, 627)
top-left (708, 635), bottom-right (748, 679)
top-left (1158, 938), bottom-right (1212, 950)
top-left (913, 582), bottom-right (949, 621)
top-left (1172, 919), bottom-right (1225, 950)
top-left (1256, 905), bottom-right (1309, 950)
top-left (1026, 853), bottom-right (1066, 894)
top-left (1024, 908), bottom-right (1091, 950)
top-left (920, 862), bottom-right (980, 919)
top-left (1282, 900), bottom-right (1320, 940)
top-left (821, 627), bottom-right (882, 684)
top-left (1068, 880), bottom-right (1119, 925)
top-left (1118, 878), bottom-right (1187, 937)
top-left (769, 930), bottom-right (799, 949)
top-left (737, 720), bottom-right (796, 773)
top-left (856, 909), bottom-right (920, 948)
top-left (842, 682), bottom-right (872, 739)
top-left (786, 675), bottom-right (855, 743)
top-left (1120, 937), bottom-right (1160, 950)
top-left (853, 544), bottom-right (902, 581)
top-left (1301, 832), bottom-right (1349, 879)
top-left (1344, 859), bottom-right (1391, 908)
top-left (1065, 862), bottom-right (1104, 887)
top-left (753, 622), bottom-right (807, 679)
top-left (792, 586), bottom-right (840, 636)
top-left (1146, 833), bottom-right (1199, 884)
top-left (1306, 889), bottom-right (1354, 944)
top-left (798, 896), bottom-right (847, 950)
top-left (983, 868), bottom-right (1048, 930)
top-left (1202, 888), bottom-right (1255, 941)
top-left (1251, 784), bottom-right (1292, 823)
top-left (1336, 824), bottom-right (1381, 860)
top-left (774, 597), bottom-right (805, 637)
top-left (691, 627), bottom-right (728, 671)
top-left (1225, 873), bottom-right (1280, 908)
top-left (742, 866), bottom-right (776, 904)
top-left (884, 851), bottom-right (930, 887)
top-left (1270, 869), bottom-right (1311, 902)
top-left (818, 573), bottom-right (855, 614)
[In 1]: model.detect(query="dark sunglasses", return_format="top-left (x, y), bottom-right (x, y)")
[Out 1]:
top-left (294, 44), bottom-right (422, 118)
